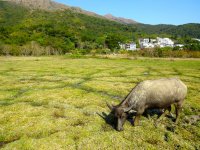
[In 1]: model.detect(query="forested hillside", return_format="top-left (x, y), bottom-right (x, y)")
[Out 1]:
top-left (0, 1), bottom-right (200, 55)
top-left (0, 1), bottom-right (136, 55)
top-left (136, 24), bottom-right (200, 39)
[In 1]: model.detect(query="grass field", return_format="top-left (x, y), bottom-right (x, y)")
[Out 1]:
top-left (0, 56), bottom-right (199, 150)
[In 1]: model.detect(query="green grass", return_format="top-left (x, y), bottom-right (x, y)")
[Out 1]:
top-left (0, 56), bottom-right (199, 150)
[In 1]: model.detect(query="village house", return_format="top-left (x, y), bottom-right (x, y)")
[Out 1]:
top-left (120, 37), bottom-right (176, 50)
top-left (139, 37), bottom-right (175, 49)
top-left (150, 39), bottom-right (157, 43)
top-left (156, 37), bottom-right (174, 47)
top-left (139, 38), bottom-right (155, 49)
top-left (119, 43), bottom-right (137, 51)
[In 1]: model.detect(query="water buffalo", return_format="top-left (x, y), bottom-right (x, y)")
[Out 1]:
top-left (107, 78), bottom-right (187, 131)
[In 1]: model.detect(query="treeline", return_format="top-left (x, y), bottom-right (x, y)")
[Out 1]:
top-left (0, 1), bottom-right (200, 57)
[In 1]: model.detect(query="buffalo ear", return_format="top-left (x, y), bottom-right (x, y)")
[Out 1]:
top-left (106, 102), bottom-right (114, 111)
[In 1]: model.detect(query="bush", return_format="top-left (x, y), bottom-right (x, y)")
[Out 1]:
top-left (131, 48), bottom-right (200, 58)
top-left (0, 42), bottom-right (63, 56)
top-left (100, 49), bottom-right (111, 55)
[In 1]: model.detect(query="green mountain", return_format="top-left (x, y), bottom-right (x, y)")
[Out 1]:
top-left (0, 1), bottom-right (136, 52)
top-left (0, 0), bottom-right (200, 55)
top-left (136, 23), bottom-right (200, 38)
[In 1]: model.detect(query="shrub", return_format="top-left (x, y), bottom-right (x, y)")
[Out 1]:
top-left (130, 49), bottom-right (200, 58)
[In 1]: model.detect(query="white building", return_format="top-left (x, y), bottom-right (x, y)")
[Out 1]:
top-left (150, 39), bottom-right (157, 43)
top-left (139, 38), bottom-right (150, 44)
top-left (126, 43), bottom-right (136, 50)
top-left (119, 43), bottom-right (126, 49)
top-left (139, 37), bottom-right (175, 49)
top-left (141, 43), bottom-right (155, 48)
top-left (139, 38), bottom-right (155, 49)
top-left (157, 37), bottom-right (174, 47)
top-left (119, 43), bottom-right (137, 51)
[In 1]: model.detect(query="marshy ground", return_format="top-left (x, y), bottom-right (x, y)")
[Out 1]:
top-left (0, 56), bottom-right (199, 149)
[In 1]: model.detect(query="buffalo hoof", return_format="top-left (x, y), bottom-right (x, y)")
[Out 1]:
top-left (116, 128), bottom-right (124, 131)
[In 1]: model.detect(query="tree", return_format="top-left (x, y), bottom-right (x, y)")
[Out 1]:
top-left (96, 36), bottom-right (106, 48)
top-left (105, 34), bottom-right (121, 51)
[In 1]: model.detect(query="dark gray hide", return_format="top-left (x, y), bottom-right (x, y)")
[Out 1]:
top-left (107, 78), bottom-right (187, 131)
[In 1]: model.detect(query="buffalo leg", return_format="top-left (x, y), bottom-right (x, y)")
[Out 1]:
top-left (134, 115), bottom-right (141, 126)
top-left (175, 103), bottom-right (182, 124)
top-left (167, 106), bottom-right (174, 117)
top-left (167, 105), bottom-right (172, 113)
top-left (158, 105), bottom-right (171, 121)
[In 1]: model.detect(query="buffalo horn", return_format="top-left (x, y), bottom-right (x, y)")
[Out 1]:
top-left (106, 102), bottom-right (114, 110)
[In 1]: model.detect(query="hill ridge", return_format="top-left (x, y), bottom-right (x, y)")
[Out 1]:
top-left (104, 13), bottom-right (138, 24)
top-left (4, 0), bottom-right (139, 24)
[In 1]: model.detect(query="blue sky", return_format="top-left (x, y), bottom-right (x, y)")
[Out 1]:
top-left (55, 0), bottom-right (200, 25)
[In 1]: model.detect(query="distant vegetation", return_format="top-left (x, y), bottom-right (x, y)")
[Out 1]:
top-left (0, 1), bottom-right (200, 57)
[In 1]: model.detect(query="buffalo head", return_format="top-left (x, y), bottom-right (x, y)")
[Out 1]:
top-left (107, 102), bottom-right (133, 131)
